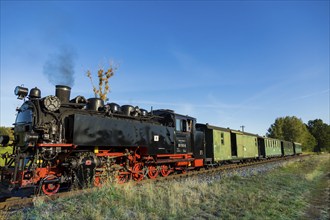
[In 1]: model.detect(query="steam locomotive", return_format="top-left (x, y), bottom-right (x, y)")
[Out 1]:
top-left (0, 85), bottom-right (302, 196)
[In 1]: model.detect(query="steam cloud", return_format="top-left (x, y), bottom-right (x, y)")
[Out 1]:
top-left (43, 47), bottom-right (76, 87)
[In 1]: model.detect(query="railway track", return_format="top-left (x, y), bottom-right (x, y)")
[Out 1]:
top-left (0, 155), bottom-right (309, 211)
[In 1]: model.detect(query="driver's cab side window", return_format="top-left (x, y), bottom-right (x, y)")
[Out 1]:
top-left (176, 118), bottom-right (192, 132)
top-left (176, 119), bottom-right (183, 132)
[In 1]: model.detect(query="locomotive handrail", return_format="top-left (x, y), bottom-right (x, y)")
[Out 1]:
top-left (36, 143), bottom-right (76, 148)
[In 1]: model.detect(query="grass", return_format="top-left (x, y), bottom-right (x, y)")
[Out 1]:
top-left (0, 146), bottom-right (13, 166)
top-left (4, 155), bottom-right (330, 220)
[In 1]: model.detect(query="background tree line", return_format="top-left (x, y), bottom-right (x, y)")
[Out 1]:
top-left (1, 117), bottom-right (329, 152)
top-left (267, 117), bottom-right (330, 152)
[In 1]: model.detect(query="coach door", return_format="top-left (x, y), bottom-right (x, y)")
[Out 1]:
top-left (258, 137), bottom-right (266, 158)
top-left (174, 116), bottom-right (194, 154)
top-left (230, 132), bottom-right (238, 157)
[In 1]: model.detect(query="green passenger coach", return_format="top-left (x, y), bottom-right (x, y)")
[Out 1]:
top-left (293, 142), bottom-right (302, 155)
top-left (281, 140), bottom-right (295, 156)
top-left (196, 123), bottom-right (301, 166)
top-left (230, 130), bottom-right (259, 159)
top-left (212, 127), bottom-right (232, 161)
top-left (196, 124), bottom-right (259, 165)
top-left (196, 124), bottom-right (232, 164)
top-left (264, 137), bottom-right (282, 157)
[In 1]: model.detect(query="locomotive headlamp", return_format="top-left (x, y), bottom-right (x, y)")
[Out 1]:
top-left (14, 86), bottom-right (29, 100)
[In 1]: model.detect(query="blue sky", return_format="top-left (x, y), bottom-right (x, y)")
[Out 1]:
top-left (1, 1), bottom-right (329, 135)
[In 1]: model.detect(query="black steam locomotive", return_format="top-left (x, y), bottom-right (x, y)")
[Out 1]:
top-left (0, 85), bottom-right (301, 196)
top-left (0, 85), bottom-right (205, 195)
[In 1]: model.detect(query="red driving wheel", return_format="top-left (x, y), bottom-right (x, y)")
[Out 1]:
top-left (147, 165), bottom-right (159, 179)
top-left (132, 163), bottom-right (144, 181)
top-left (41, 175), bottom-right (60, 195)
top-left (160, 165), bottom-right (171, 177)
top-left (116, 170), bottom-right (130, 184)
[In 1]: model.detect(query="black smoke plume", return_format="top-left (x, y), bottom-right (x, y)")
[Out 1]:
top-left (43, 47), bottom-right (76, 87)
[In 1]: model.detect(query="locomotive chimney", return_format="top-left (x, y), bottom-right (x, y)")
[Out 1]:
top-left (55, 85), bottom-right (71, 103)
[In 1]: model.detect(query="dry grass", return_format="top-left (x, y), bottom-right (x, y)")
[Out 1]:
top-left (5, 155), bottom-right (330, 220)
top-left (0, 146), bottom-right (12, 166)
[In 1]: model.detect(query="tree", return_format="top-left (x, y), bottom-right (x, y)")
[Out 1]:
top-left (267, 116), bottom-right (317, 151)
top-left (307, 119), bottom-right (330, 152)
top-left (86, 64), bottom-right (117, 101)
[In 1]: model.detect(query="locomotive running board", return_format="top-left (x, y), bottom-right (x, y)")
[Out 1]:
top-left (36, 143), bottom-right (76, 148)
top-left (149, 158), bottom-right (195, 164)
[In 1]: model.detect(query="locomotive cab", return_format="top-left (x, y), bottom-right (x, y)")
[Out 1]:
top-left (152, 110), bottom-right (205, 162)
top-left (174, 114), bottom-right (194, 154)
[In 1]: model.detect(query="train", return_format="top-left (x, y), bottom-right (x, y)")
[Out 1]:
top-left (0, 85), bottom-right (302, 195)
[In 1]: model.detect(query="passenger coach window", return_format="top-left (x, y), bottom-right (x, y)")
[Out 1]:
top-left (221, 133), bottom-right (225, 145)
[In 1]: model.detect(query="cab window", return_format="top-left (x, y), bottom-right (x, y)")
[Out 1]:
top-left (176, 119), bottom-right (182, 131)
top-left (176, 119), bottom-right (188, 132)
top-left (15, 103), bottom-right (33, 124)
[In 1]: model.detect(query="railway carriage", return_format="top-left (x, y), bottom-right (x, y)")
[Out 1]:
top-left (281, 140), bottom-right (295, 156)
top-left (293, 142), bottom-right (302, 155)
top-left (263, 137), bottom-right (282, 158)
top-left (196, 124), bottom-right (259, 165)
top-left (230, 130), bottom-right (259, 160)
top-left (196, 124), bottom-right (232, 164)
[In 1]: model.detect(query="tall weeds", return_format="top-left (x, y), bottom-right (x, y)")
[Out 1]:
top-left (7, 155), bottom-right (330, 220)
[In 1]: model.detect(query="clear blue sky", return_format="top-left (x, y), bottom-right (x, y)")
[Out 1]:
top-left (1, 1), bottom-right (329, 135)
